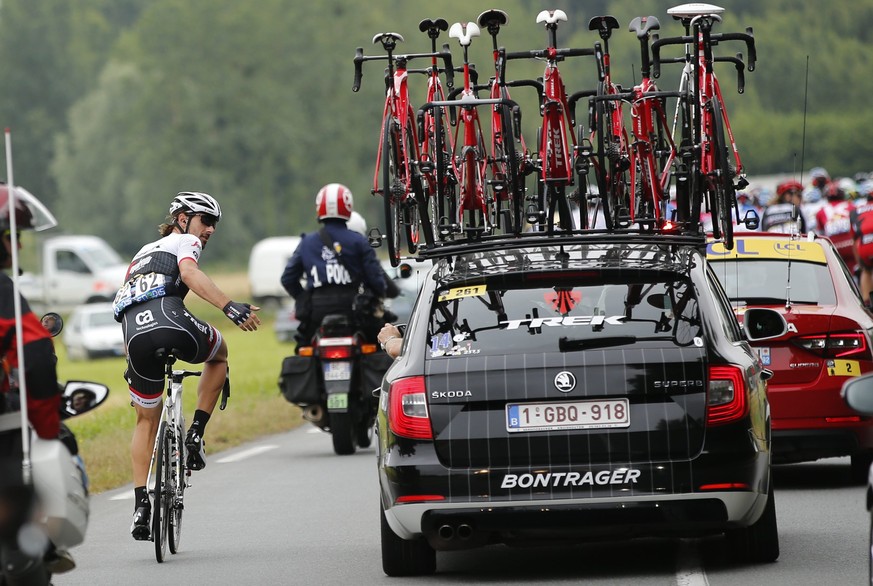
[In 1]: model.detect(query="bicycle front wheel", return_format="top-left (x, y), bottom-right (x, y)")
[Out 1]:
top-left (152, 421), bottom-right (170, 563)
top-left (710, 98), bottom-right (736, 250)
top-left (168, 423), bottom-right (185, 554)
top-left (382, 118), bottom-right (403, 266)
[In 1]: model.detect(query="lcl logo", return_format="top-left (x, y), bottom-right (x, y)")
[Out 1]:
top-left (135, 310), bottom-right (155, 326)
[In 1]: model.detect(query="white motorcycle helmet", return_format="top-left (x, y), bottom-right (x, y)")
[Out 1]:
top-left (347, 211), bottom-right (368, 236)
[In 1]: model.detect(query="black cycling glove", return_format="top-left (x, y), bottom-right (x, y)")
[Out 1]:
top-left (223, 301), bottom-right (253, 326)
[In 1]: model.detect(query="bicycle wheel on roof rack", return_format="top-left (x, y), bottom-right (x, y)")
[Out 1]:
top-left (382, 118), bottom-right (404, 266)
top-left (402, 119), bottom-right (425, 255)
top-left (709, 98), bottom-right (736, 250)
top-left (493, 103), bottom-right (523, 235)
top-left (594, 97), bottom-right (630, 231)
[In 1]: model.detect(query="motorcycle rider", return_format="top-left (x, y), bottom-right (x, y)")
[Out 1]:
top-left (280, 184), bottom-right (387, 345)
top-left (115, 192), bottom-right (261, 541)
top-left (0, 185), bottom-right (63, 585)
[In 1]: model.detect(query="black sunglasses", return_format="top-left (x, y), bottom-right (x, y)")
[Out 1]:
top-left (196, 214), bottom-right (219, 228)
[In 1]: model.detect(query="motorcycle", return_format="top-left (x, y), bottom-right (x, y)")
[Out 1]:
top-left (279, 312), bottom-right (393, 455)
top-left (0, 312), bottom-right (109, 585)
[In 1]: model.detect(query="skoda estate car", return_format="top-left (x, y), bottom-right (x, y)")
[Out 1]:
top-left (708, 233), bottom-right (873, 482)
top-left (376, 237), bottom-right (782, 576)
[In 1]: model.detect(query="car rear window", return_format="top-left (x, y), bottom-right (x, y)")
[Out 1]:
top-left (426, 274), bottom-right (703, 358)
top-left (709, 260), bottom-right (836, 305)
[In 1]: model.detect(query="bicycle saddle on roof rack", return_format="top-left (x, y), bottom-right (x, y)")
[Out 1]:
top-left (449, 22), bottom-right (480, 46)
top-left (372, 32), bottom-right (404, 45)
top-left (667, 3), bottom-right (725, 19)
top-left (478, 9), bottom-right (508, 30)
top-left (536, 9), bottom-right (567, 25)
top-left (419, 19), bottom-right (448, 35)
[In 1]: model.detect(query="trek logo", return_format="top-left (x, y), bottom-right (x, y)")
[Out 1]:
top-left (128, 256), bottom-right (153, 273)
top-left (501, 468), bottom-right (641, 489)
top-left (135, 310), bottom-right (155, 326)
top-left (549, 126), bottom-right (564, 169)
top-left (501, 315), bottom-right (625, 330)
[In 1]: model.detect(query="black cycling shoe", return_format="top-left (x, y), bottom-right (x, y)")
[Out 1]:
top-left (186, 428), bottom-right (206, 471)
top-left (130, 505), bottom-right (151, 541)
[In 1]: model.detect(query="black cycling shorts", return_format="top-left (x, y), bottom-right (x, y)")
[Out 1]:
top-left (121, 297), bottom-right (222, 408)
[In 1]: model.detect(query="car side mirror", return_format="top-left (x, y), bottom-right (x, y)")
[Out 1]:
top-left (41, 312), bottom-right (63, 337)
top-left (842, 373), bottom-right (873, 415)
top-left (743, 308), bottom-right (787, 341)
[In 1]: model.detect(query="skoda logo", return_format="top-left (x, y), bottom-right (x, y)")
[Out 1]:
top-left (554, 371), bottom-right (576, 393)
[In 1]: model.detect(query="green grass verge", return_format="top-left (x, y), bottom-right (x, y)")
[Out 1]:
top-left (60, 285), bottom-right (303, 494)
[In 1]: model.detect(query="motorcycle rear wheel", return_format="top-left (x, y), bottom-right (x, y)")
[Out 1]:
top-left (331, 412), bottom-right (356, 455)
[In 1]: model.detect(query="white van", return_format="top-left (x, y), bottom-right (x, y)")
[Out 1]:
top-left (247, 236), bottom-right (301, 307)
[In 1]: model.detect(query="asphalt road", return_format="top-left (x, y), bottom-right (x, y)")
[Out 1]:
top-left (55, 425), bottom-right (867, 585)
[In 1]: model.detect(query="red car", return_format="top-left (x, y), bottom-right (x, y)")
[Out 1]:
top-left (708, 232), bottom-right (873, 482)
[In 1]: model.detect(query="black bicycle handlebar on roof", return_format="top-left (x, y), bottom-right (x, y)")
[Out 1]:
top-left (650, 27), bottom-right (755, 79)
top-left (352, 47), bottom-right (454, 92)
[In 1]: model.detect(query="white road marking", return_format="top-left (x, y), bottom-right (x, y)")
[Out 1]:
top-left (109, 490), bottom-right (134, 501)
top-left (676, 539), bottom-right (709, 586)
top-left (215, 444), bottom-right (279, 463)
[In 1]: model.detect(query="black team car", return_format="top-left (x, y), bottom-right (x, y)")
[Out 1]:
top-left (376, 236), bottom-right (784, 576)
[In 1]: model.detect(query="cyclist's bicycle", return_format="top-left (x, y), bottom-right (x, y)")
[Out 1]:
top-left (652, 3), bottom-right (756, 249)
top-left (353, 33), bottom-right (453, 265)
top-left (147, 349), bottom-right (229, 563)
top-left (414, 18), bottom-right (456, 246)
top-left (504, 10), bottom-right (596, 234)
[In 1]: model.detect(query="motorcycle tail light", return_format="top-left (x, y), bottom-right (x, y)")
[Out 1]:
top-left (320, 346), bottom-right (353, 359)
top-left (389, 376), bottom-right (432, 440)
top-left (792, 332), bottom-right (869, 359)
top-left (706, 365), bottom-right (747, 426)
top-left (360, 343), bottom-right (379, 354)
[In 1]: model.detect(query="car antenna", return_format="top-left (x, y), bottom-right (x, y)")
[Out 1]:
top-left (786, 56), bottom-right (810, 312)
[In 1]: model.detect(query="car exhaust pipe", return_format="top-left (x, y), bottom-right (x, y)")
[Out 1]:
top-left (456, 523), bottom-right (473, 540)
top-left (438, 524), bottom-right (455, 540)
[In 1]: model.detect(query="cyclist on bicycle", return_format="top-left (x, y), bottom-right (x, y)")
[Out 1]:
top-left (0, 185), bottom-right (66, 583)
top-left (815, 182), bottom-right (856, 274)
top-left (761, 180), bottom-right (806, 233)
top-left (115, 192), bottom-right (260, 541)
top-left (850, 181), bottom-right (873, 307)
top-left (280, 184), bottom-right (387, 345)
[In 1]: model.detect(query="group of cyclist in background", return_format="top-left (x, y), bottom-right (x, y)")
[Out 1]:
top-left (721, 166), bottom-right (873, 308)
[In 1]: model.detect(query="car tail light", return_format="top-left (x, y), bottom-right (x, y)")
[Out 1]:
top-left (389, 376), bottom-right (432, 440)
top-left (706, 365), bottom-right (747, 426)
top-left (792, 332), bottom-right (869, 358)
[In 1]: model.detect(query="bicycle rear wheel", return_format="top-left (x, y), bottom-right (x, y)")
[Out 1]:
top-left (168, 423), bottom-right (185, 554)
top-left (710, 98), bottom-right (736, 250)
top-left (152, 421), bottom-right (170, 563)
top-left (497, 103), bottom-right (523, 235)
top-left (595, 97), bottom-right (630, 230)
top-left (382, 118), bottom-right (403, 266)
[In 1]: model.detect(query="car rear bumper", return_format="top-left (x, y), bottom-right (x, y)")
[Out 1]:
top-left (772, 425), bottom-right (873, 463)
top-left (384, 490), bottom-right (768, 547)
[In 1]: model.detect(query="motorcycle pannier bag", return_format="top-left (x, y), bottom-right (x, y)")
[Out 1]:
top-left (278, 355), bottom-right (321, 406)
top-left (360, 352), bottom-right (394, 394)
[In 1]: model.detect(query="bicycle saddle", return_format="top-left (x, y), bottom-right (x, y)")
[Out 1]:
top-left (154, 348), bottom-right (182, 363)
top-left (419, 18), bottom-right (448, 35)
top-left (449, 22), bottom-right (480, 46)
top-left (629, 15), bottom-right (661, 39)
top-left (588, 15), bottom-right (620, 39)
top-left (536, 9), bottom-right (567, 25)
top-left (667, 3), bottom-right (725, 20)
top-left (371, 32), bottom-right (404, 48)
top-left (477, 9), bottom-right (509, 32)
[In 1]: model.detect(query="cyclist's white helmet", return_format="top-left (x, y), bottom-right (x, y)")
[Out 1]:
top-left (169, 191), bottom-right (222, 220)
top-left (347, 211), bottom-right (368, 235)
top-left (316, 183), bottom-right (353, 221)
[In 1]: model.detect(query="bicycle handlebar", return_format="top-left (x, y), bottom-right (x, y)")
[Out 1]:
top-left (352, 47), bottom-right (454, 92)
top-left (503, 46), bottom-right (596, 63)
top-left (651, 27), bottom-right (755, 79)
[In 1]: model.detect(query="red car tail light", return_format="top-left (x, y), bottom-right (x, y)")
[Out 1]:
top-left (792, 332), bottom-right (869, 358)
top-left (389, 376), bottom-right (433, 440)
top-left (706, 365), bottom-right (748, 426)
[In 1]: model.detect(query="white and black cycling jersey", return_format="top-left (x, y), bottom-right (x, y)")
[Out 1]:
top-left (114, 233), bottom-right (203, 318)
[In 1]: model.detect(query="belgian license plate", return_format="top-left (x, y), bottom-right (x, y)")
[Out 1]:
top-left (323, 361), bottom-right (351, 381)
top-left (506, 399), bottom-right (630, 433)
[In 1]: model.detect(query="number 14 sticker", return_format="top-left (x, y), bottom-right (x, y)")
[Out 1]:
top-left (827, 360), bottom-right (860, 377)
